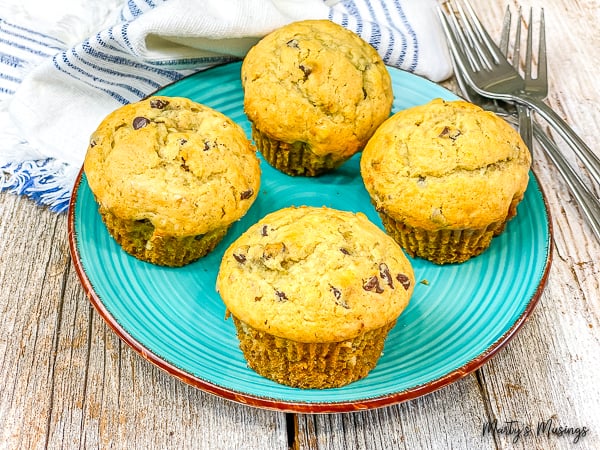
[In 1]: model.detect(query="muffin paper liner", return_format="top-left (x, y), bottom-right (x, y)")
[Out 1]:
top-left (99, 207), bottom-right (228, 267)
top-left (377, 194), bottom-right (523, 265)
top-left (232, 316), bottom-right (396, 389)
top-left (251, 125), bottom-right (343, 177)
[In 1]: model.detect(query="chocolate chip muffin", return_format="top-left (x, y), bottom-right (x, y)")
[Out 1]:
top-left (241, 19), bottom-right (393, 176)
top-left (216, 206), bottom-right (414, 389)
top-left (360, 99), bottom-right (532, 264)
top-left (84, 96), bottom-right (261, 267)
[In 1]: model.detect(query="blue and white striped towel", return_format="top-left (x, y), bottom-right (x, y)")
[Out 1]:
top-left (0, 0), bottom-right (452, 212)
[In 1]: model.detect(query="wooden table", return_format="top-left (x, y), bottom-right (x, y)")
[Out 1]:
top-left (1, 1), bottom-right (599, 448)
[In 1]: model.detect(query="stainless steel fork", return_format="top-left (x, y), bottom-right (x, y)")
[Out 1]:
top-left (448, 6), bottom-right (600, 242)
top-left (438, 0), bottom-right (600, 187)
top-left (509, 7), bottom-right (600, 240)
top-left (500, 7), bottom-right (533, 152)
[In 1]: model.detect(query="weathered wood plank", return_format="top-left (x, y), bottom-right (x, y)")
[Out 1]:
top-left (295, 376), bottom-right (495, 450)
top-left (0, 193), bottom-right (289, 449)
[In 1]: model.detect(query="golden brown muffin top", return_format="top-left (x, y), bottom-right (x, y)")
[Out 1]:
top-left (360, 99), bottom-right (532, 230)
top-left (216, 206), bottom-right (414, 343)
top-left (84, 96), bottom-right (261, 236)
top-left (241, 19), bottom-right (393, 158)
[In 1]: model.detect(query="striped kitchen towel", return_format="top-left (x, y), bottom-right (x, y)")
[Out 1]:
top-left (0, 0), bottom-right (452, 212)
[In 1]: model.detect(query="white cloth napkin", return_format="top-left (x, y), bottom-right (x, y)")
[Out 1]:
top-left (0, 0), bottom-right (452, 212)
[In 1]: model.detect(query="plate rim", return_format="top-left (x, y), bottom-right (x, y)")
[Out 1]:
top-left (67, 62), bottom-right (554, 413)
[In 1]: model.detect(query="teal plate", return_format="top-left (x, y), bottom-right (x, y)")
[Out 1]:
top-left (68, 61), bottom-right (552, 413)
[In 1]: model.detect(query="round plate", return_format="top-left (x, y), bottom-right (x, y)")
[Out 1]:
top-left (68, 61), bottom-right (552, 413)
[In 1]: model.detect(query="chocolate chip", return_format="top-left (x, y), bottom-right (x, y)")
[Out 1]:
top-left (261, 225), bottom-right (268, 237)
top-left (330, 285), bottom-right (342, 300)
top-left (363, 276), bottom-right (384, 294)
top-left (233, 253), bottom-right (246, 264)
top-left (181, 157), bottom-right (190, 172)
top-left (379, 263), bottom-right (394, 289)
top-left (89, 140), bottom-right (97, 148)
top-left (240, 189), bottom-right (254, 200)
top-left (439, 126), bottom-right (461, 141)
top-left (286, 39), bottom-right (299, 48)
top-left (179, 138), bottom-right (187, 145)
top-left (275, 290), bottom-right (288, 302)
top-left (330, 285), bottom-right (349, 309)
top-left (339, 248), bottom-right (350, 255)
top-left (396, 273), bottom-right (411, 291)
top-left (133, 116), bottom-right (150, 130)
top-left (299, 64), bottom-right (311, 79)
top-left (203, 141), bottom-right (212, 151)
top-left (150, 99), bottom-right (169, 109)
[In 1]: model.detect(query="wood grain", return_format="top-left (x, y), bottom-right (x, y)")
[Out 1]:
top-left (0, 193), bottom-right (289, 450)
top-left (1, 1), bottom-right (599, 449)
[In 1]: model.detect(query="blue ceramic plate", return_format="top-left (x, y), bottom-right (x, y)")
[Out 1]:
top-left (69, 62), bottom-right (552, 413)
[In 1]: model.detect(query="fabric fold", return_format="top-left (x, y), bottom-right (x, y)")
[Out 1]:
top-left (0, 0), bottom-right (452, 212)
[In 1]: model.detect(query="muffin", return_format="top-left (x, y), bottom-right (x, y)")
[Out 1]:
top-left (216, 206), bottom-right (414, 389)
top-left (360, 98), bottom-right (532, 264)
top-left (241, 19), bottom-right (393, 176)
top-left (84, 96), bottom-right (261, 267)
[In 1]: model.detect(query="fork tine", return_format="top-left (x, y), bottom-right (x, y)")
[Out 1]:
top-left (499, 6), bottom-right (511, 56)
top-left (441, 3), bottom-right (485, 72)
top-left (437, 5), bottom-right (468, 64)
top-left (537, 9), bottom-right (547, 84)
top-left (524, 7), bottom-right (533, 80)
top-left (458, 0), bottom-right (507, 64)
top-left (513, 7), bottom-right (522, 70)
top-left (453, 0), bottom-right (495, 70)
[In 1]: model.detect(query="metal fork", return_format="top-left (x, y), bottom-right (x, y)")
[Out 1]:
top-left (500, 7), bottom-right (532, 152)
top-left (448, 7), bottom-right (600, 242)
top-left (438, 0), bottom-right (600, 187)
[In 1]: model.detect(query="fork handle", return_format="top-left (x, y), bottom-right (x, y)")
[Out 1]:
top-left (533, 124), bottom-right (600, 242)
top-left (519, 95), bottom-right (600, 187)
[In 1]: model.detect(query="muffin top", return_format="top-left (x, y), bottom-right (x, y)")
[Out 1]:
top-left (84, 96), bottom-right (261, 236)
top-left (241, 19), bottom-right (393, 158)
top-left (216, 206), bottom-right (414, 343)
top-left (360, 99), bottom-right (532, 230)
